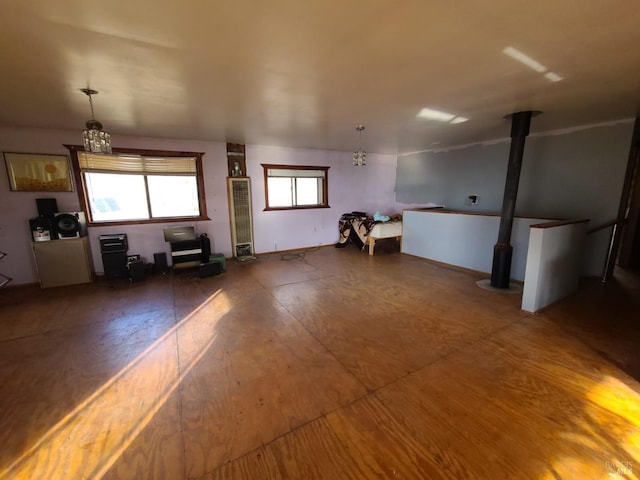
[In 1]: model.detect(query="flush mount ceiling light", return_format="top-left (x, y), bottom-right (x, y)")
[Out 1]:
top-left (502, 46), bottom-right (563, 83)
top-left (417, 107), bottom-right (469, 124)
top-left (353, 125), bottom-right (367, 166)
top-left (449, 116), bottom-right (469, 124)
top-left (544, 72), bottom-right (564, 82)
top-left (80, 88), bottom-right (112, 154)
top-left (502, 46), bottom-right (547, 73)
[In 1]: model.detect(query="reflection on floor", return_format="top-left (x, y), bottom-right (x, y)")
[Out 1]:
top-left (0, 246), bottom-right (638, 479)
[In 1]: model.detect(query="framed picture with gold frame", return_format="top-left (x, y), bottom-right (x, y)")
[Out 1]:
top-left (3, 152), bottom-right (73, 192)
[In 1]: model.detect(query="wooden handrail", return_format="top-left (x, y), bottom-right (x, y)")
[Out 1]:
top-left (530, 218), bottom-right (589, 229)
top-left (587, 219), bottom-right (619, 235)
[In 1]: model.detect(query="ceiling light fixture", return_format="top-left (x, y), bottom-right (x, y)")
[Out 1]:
top-left (503, 46), bottom-right (564, 83)
top-left (449, 116), bottom-right (469, 124)
top-left (353, 125), bottom-right (367, 166)
top-left (544, 72), bottom-right (563, 82)
top-left (417, 108), bottom-right (469, 124)
top-left (80, 88), bottom-right (112, 154)
top-left (417, 108), bottom-right (455, 122)
top-left (502, 46), bottom-right (547, 73)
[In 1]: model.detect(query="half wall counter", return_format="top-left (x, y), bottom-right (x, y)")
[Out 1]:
top-left (401, 209), bottom-right (553, 282)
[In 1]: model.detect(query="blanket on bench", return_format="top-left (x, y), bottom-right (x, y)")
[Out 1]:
top-left (335, 213), bottom-right (402, 251)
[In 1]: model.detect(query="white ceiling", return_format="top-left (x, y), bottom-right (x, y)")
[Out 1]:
top-left (0, 0), bottom-right (638, 154)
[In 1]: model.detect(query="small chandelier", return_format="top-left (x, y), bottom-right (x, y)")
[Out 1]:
top-left (81, 88), bottom-right (112, 154)
top-left (352, 125), bottom-right (366, 166)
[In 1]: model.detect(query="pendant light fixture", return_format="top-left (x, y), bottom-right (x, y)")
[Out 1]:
top-left (352, 125), bottom-right (366, 166)
top-left (81, 88), bottom-right (112, 154)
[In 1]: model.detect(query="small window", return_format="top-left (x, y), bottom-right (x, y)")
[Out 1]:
top-left (262, 164), bottom-right (330, 210)
top-left (67, 146), bottom-right (208, 225)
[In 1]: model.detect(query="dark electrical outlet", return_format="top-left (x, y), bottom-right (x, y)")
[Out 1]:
top-left (465, 195), bottom-right (479, 206)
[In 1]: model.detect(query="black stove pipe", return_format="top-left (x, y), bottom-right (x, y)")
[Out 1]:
top-left (490, 111), bottom-right (534, 288)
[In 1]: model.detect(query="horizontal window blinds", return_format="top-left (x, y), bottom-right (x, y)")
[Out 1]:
top-left (267, 168), bottom-right (325, 178)
top-left (78, 153), bottom-right (196, 174)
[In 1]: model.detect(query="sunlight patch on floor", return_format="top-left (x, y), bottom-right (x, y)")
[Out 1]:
top-left (586, 375), bottom-right (639, 478)
top-left (543, 375), bottom-right (639, 480)
top-left (587, 376), bottom-right (640, 428)
top-left (1, 289), bottom-right (230, 480)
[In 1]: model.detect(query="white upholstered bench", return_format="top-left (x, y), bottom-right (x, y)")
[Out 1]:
top-left (366, 220), bottom-right (403, 256)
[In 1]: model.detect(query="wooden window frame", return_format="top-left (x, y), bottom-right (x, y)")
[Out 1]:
top-left (65, 145), bottom-right (209, 226)
top-left (261, 163), bottom-right (330, 211)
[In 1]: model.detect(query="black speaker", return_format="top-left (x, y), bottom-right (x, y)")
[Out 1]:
top-left (102, 252), bottom-right (128, 278)
top-left (153, 252), bottom-right (168, 272)
top-left (54, 212), bottom-right (87, 238)
top-left (36, 198), bottom-right (58, 218)
top-left (29, 217), bottom-right (56, 241)
top-left (200, 233), bottom-right (211, 263)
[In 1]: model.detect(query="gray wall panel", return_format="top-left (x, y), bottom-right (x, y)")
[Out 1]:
top-left (396, 122), bottom-right (634, 275)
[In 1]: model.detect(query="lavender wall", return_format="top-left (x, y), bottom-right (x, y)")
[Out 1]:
top-left (245, 145), bottom-right (400, 253)
top-left (0, 126), bottom-right (399, 285)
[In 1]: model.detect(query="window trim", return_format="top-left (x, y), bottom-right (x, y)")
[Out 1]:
top-left (65, 145), bottom-right (209, 226)
top-left (261, 163), bottom-right (330, 211)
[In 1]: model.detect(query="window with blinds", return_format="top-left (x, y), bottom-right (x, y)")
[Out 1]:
top-left (68, 146), bottom-right (207, 225)
top-left (262, 164), bottom-right (329, 210)
top-left (78, 153), bottom-right (197, 174)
